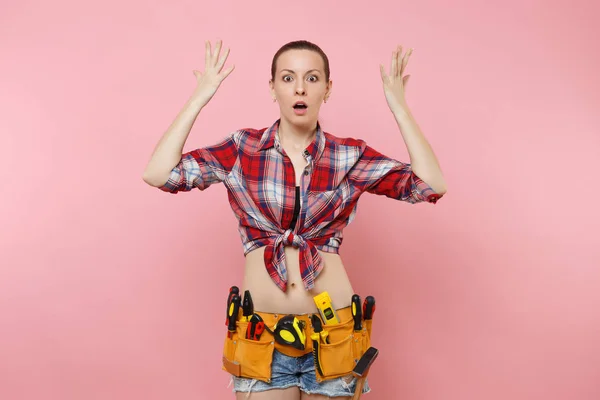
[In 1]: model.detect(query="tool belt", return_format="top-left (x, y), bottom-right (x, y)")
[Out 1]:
top-left (222, 305), bottom-right (373, 384)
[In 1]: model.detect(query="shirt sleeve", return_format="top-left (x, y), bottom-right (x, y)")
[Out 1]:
top-left (351, 142), bottom-right (443, 204)
top-left (157, 131), bottom-right (239, 194)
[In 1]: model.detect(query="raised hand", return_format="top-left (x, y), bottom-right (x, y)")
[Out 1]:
top-left (192, 39), bottom-right (235, 106)
top-left (379, 45), bottom-right (412, 114)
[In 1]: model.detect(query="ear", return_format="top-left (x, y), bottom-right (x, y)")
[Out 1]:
top-left (269, 79), bottom-right (276, 98)
top-left (325, 79), bottom-right (333, 101)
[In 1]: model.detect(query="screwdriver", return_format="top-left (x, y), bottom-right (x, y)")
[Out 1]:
top-left (227, 294), bottom-right (241, 338)
top-left (363, 296), bottom-right (376, 320)
top-left (351, 294), bottom-right (362, 331)
top-left (225, 286), bottom-right (239, 326)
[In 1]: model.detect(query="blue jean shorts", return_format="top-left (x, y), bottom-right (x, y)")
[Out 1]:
top-left (229, 348), bottom-right (371, 397)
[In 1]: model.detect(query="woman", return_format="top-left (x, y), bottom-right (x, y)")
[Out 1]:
top-left (143, 39), bottom-right (446, 399)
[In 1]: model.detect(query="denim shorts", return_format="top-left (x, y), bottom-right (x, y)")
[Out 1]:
top-left (229, 348), bottom-right (371, 397)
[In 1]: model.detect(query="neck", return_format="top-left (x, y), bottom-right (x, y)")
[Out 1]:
top-left (278, 117), bottom-right (317, 150)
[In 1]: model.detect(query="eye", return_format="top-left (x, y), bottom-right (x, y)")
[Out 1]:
top-left (308, 75), bottom-right (318, 82)
top-left (283, 75), bottom-right (293, 82)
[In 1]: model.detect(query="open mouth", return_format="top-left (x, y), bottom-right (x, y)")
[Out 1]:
top-left (293, 101), bottom-right (308, 109)
top-left (293, 101), bottom-right (308, 115)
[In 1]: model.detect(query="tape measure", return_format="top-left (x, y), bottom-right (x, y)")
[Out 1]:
top-left (270, 315), bottom-right (306, 350)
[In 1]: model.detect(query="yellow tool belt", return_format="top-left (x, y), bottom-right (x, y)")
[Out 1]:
top-left (222, 306), bottom-right (372, 383)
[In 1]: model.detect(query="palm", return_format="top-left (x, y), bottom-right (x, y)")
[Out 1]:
top-left (379, 45), bottom-right (412, 113)
top-left (193, 39), bottom-right (235, 104)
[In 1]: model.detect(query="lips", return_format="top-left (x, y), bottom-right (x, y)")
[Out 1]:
top-left (293, 101), bottom-right (308, 109)
top-left (293, 100), bottom-right (308, 116)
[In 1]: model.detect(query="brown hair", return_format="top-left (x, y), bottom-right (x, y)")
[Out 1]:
top-left (270, 40), bottom-right (330, 82)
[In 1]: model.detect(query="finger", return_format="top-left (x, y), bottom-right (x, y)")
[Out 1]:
top-left (379, 64), bottom-right (388, 84)
top-left (391, 50), bottom-right (397, 78)
top-left (396, 45), bottom-right (403, 77)
top-left (205, 41), bottom-right (211, 70)
top-left (403, 74), bottom-right (410, 90)
top-left (215, 47), bottom-right (230, 72)
top-left (212, 39), bottom-right (222, 66)
top-left (401, 48), bottom-right (412, 77)
top-left (219, 64), bottom-right (235, 80)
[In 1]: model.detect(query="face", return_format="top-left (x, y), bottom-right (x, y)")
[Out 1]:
top-left (269, 49), bottom-right (332, 127)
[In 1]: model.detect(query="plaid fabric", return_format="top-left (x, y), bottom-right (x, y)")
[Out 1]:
top-left (158, 119), bottom-right (443, 291)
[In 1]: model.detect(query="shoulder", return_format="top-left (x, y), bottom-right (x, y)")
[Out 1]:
top-left (323, 130), bottom-right (367, 152)
top-left (226, 127), bottom-right (267, 153)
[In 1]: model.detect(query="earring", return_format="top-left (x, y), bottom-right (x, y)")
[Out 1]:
top-left (273, 98), bottom-right (277, 102)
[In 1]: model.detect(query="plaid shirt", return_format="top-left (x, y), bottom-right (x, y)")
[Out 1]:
top-left (158, 119), bottom-right (443, 291)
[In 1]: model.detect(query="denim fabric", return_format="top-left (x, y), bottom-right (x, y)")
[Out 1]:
top-left (229, 349), bottom-right (371, 397)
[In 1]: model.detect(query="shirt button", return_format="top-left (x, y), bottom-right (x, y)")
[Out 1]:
top-left (304, 170), bottom-right (309, 175)
top-left (303, 150), bottom-right (309, 156)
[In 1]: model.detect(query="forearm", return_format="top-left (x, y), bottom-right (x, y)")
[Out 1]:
top-left (142, 90), bottom-right (207, 186)
top-left (393, 106), bottom-right (447, 194)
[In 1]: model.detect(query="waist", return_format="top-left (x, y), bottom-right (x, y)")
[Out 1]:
top-left (243, 246), bottom-right (355, 314)
top-left (241, 230), bottom-right (342, 256)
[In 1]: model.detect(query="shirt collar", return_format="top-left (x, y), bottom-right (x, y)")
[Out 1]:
top-left (258, 119), bottom-right (326, 162)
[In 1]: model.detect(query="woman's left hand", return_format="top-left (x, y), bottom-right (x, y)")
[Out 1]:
top-left (380, 45), bottom-right (413, 114)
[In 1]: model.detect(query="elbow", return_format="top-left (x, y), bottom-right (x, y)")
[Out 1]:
top-left (435, 185), bottom-right (447, 196)
top-left (142, 171), bottom-right (169, 188)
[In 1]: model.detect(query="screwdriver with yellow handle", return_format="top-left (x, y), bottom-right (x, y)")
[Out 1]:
top-left (227, 294), bottom-right (241, 339)
top-left (225, 286), bottom-right (239, 326)
top-left (351, 294), bottom-right (363, 331)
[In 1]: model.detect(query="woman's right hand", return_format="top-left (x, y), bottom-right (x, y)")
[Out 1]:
top-left (191, 39), bottom-right (235, 106)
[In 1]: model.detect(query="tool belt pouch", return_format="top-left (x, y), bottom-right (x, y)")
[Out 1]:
top-left (314, 317), bottom-right (372, 382)
top-left (222, 320), bottom-right (275, 383)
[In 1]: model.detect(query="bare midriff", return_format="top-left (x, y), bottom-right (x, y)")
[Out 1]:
top-left (242, 245), bottom-right (355, 315)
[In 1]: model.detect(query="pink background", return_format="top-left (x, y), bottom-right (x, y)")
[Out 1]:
top-left (1, 0), bottom-right (599, 399)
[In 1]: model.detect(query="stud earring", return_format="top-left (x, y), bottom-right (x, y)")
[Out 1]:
top-left (273, 98), bottom-right (277, 102)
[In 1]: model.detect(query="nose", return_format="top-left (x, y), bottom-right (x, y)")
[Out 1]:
top-left (295, 84), bottom-right (306, 95)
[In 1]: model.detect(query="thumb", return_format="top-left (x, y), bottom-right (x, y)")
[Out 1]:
top-left (403, 74), bottom-right (410, 89)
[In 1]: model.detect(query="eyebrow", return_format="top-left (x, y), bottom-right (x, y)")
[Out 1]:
top-left (280, 69), bottom-right (321, 75)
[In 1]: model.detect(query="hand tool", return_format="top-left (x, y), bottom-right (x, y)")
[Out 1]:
top-left (362, 296), bottom-right (376, 320)
top-left (313, 291), bottom-right (340, 325)
top-left (351, 346), bottom-right (379, 400)
top-left (270, 315), bottom-right (306, 350)
top-left (310, 314), bottom-right (325, 378)
top-left (227, 294), bottom-right (241, 338)
top-left (310, 313), bottom-right (329, 344)
top-left (242, 290), bottom-right (254, 322)
top-left (351, 294), bottom-right (362, 331)
top-left (246, 313), bottom-right (265, 340)
top-left (225, 286), bottom-right (239, 326)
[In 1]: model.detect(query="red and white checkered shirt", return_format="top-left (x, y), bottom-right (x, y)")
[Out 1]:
top-left (158, 119), bottom-right (443, 291)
